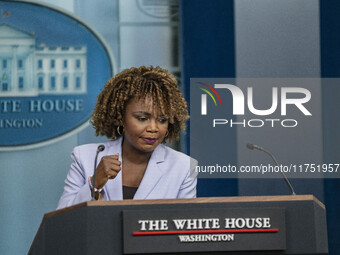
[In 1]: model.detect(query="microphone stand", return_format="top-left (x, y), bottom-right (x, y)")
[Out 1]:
top-left (247, 143), bottom-right (296, 195)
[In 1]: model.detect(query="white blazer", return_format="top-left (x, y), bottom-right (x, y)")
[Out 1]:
top-left (57, 137), bottom-right (198, 209)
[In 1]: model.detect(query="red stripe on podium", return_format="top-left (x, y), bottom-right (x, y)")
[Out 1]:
top-left (133, 229), bottom-right (279, 236)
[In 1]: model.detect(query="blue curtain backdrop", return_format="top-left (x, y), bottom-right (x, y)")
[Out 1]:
top-left (181, 1), bottom-right (339, 254)
top-left (180, 0), bottom-right (238, 197)
top-left (320, 1), bottom-right (340, 254)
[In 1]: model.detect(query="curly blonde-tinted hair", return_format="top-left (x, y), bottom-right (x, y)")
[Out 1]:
top-left (91, 66), bottom-right (189, 142)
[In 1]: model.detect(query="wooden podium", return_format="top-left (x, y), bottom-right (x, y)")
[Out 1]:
top-left (29, 195), bottom-right (328, 255)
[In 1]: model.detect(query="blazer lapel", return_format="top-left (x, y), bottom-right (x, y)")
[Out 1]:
top-left (104, 170), bottom-right (123, 200)
top-left (102, 137), bottom-right (123, 200)
top-left (133, 145), bottom-right (166, 199)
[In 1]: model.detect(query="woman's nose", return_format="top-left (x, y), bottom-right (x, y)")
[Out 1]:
top-left (147, 119), bottom-right (158, 132)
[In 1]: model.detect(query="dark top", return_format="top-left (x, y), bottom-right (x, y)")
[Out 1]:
top-left (123, 186), bottom-right (138, 199)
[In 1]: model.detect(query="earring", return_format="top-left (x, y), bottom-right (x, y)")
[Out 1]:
top-left (117, 126), bottom-right (123, 136)
top-left (165, 130), bottom-right (169, 137)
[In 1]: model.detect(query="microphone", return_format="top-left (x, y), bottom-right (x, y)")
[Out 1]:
top-left (91, 145), bottom-right (105, 200)
top-left (246, 143), bottom-right (296, 195)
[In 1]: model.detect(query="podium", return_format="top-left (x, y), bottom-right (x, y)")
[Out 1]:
top-left (29, 195), bottom-right (328, 254)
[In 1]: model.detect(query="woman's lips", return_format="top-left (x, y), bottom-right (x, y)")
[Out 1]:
top-left (142, 138), bottom-right (157, 145)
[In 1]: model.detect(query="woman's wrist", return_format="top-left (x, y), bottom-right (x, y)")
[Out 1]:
top-left (88, 176), bottom-right (103, 193)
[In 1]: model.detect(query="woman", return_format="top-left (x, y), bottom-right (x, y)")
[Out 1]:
top-left (57, 66), bottom-right (197, 209)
